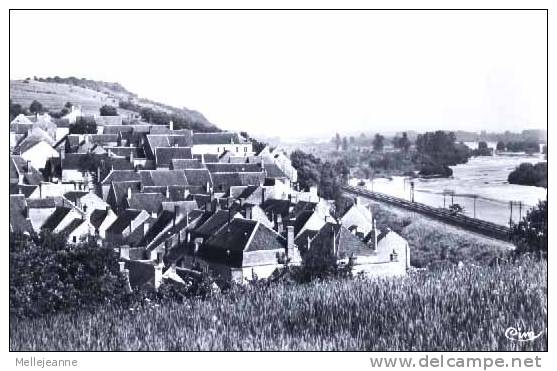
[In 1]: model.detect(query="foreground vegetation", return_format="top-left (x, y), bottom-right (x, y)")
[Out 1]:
top-left (10, 256), bottom-right (546, 351)
top-left (367, 200), bottom-right (513, 268)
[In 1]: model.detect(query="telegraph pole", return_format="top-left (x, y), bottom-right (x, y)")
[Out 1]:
top-left (472, 195), bottom-right (477, 218)
top-left (509, 201), bottom-right (513, 227)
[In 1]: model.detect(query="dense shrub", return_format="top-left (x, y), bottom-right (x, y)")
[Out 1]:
top-left (99, 105), bottom-right (118, 116)
top-left (508, 162), bottom-right (547, 187)
top-left (511, 200), bottom-right (547, 255)
top-left (69, 116), bottom-right (97, 134)
top-left (9, 232), bottom-right (128, 318)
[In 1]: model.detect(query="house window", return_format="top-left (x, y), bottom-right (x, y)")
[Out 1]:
top-left (72, 236), bottom-right (77, 243)
top-left (217, 147), bottom-right (220, 152)
top-left (244, 147), bottom-right (247, 152)
top-left (236, 146), bottom-right (239, 152)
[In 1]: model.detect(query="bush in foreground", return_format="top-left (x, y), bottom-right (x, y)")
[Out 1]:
top-left (10, 256), bottom-right (547, 351)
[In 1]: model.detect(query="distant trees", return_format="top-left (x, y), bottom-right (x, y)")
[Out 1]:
top-left (99, 105), bottom-right (118, 116)
top-left (341, 137), bottom-right (349, 151)
top-left (290, 150), bottom-right (349, 203)
top-left (505, 141), bottom-right (540, 154)
top-left (496, 141), bottom-right (506, 151)
top-left (372, 134), bottom-right (384, 152)
top-left (240, 131), bottom-right (267, 154)
top-left (507, 162), bottom-right (547, 188)
top-left (415, 131), bottom-right (470, 176)
top-left (511, 200), bottom-right (547, 256)
top-left (9, 99), bottom-right (27, 121)
top-left (393, 132), bottom-right (411, 152)
top-left (472, 141), bottom-right (493, 156)
top-left (334, 133), bottom-right (342, 151)
top-left (69, 116), bottom-right (97, 134)
top-left (29, 100), bottom-right (44, 114)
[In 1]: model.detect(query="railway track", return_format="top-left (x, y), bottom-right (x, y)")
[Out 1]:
top-left (342, 185), bottom-right (511, 241)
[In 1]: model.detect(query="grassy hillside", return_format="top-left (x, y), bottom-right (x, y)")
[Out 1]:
top-left (10, 256), bottom-right (546, 351)
top-left (10, 77), bottom-right (217, 131)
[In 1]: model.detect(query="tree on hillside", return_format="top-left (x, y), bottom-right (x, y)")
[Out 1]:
top-left (99, 105), bottom-right (118, 116)
top-left (334, 133), bottom-right (341, 151)
top-left (64, 102), bottom-right (73, 109)
top-left (9, 99), bottom-right (27, 121)
top-left (373, 134), bottom-right (384, 152)
top-left (342, 137), bottom-right (349, 151)
top-left (29, 100), bottom-right (43, 114)
top-left (511, 200), bottom-right (547, 256)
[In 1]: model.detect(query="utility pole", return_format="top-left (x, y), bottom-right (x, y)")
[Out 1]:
top-left (509, 201), bottom-right (513, 228)
top-left (472, 195), bottom-right (477, 218)
top-left (410, 181), bottom-right (415, 203)
top-left (518, 201), bottom-right (522, 220)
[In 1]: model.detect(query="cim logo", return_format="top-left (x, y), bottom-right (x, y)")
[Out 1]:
top-left (505, 326), bottom-right (543, 342)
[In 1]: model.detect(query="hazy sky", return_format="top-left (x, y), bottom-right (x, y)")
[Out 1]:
top-left (10, 10), bottom-right (547, 139)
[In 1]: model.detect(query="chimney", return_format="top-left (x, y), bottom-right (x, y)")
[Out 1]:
top-left (353, 197), bottom-right (358, 205)
top-left (26, 160), bottom-right (31, 173)
top-left (372, 218), bottom-right (377, 251)
top-left (245, 205), bottom-right (252, 220)
top-left (276, 214), bottom-right (283, 234)
top-left (174, 205), bottom-right (179, 227)
top-left (206, 181), bottom-right (211, 194)
top-left (166, 186), bottom-right (170, 199)
top-left (261, 187), bottom-right (266, 204)
top-left (39, 183), bottom-right (43, 198)
top-left (127, 186), bottom-right (132, 200)
top-left (156, 250), bottom-right (164, 265)
top-left (129, 150), bottom-right (134, 164)
top-left (286, 225), bottom-right (296, 261)
top-left (331, 225), bottom-right (337, 257)
top-left (154, 263), bottom-right (163, 290)
top-left (120, 245), bottom-right (130, 260)
top-left (24, 205), bottom-right (29, 219)
top-left (169, 120), bottom-right (174, 131)
top-left (97, 166), bottom-right (101, 182)
top-left (144, 221), bottom-right (150, 236)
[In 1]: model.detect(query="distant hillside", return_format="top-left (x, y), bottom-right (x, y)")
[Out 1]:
top-left (10, 77), bottom-right (219, 132)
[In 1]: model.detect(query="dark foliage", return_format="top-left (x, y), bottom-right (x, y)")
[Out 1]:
top-left (508, 162), bottom-right (547, 188)
top-left (511, 200), bottom-right (547, 256)
top-left (9, 232), bottom-right (128, 318)
top-left (505, 141), bottom-right (540, 154)
top-left (99, 105), bottom-right (118, 116)
top-left (29, 100), bottom-right (44, 114)
top-left (10, 99), bottom-right (28, 121)
top-left (471, 141), bottom-right (493, 156)
top-left (372, 134), bottom-right (384, 152)
top-left (415, 131), bottom-right (470, 176)
top-left (69, 116), bottom-right (97, 134)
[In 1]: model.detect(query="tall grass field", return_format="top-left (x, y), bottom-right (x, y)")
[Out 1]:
top-left (10, 256), bottom-right (546, 351)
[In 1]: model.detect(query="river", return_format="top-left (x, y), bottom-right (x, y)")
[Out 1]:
top-left (349, 152), bottom-right (547, 226)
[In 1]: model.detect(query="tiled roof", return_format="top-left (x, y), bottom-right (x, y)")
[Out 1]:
top-left (59, 218), bottom-right (86, 236)
top-left (192, 132), bottom-right (245, 145)
top-left (193, 154), bottom-right (219, 163)
top-left (211, 172), bottom-right (265, 192)
top-left (138, 210), bottom-right (175, 248)
top-left (155, 147), bottom-right (193, 168)
top-left (263, 163), bottom-right (287, 178)
top-left (42, 207), bottom-right (72, 231)
top-left (170, 158), bottom-right (205, 170)
top-left (9, 195), bottom-right (34, 234)
top-left (62, 153), bottom-right (91, 171)
top-left (101, 170), bottom-right (141, 185)
top-left (64, 191), bottom-right (89, 203)
top-left (139, 170), bottom-right (188, 187)
top-left (126, 192), bottom-right (165, 214)
top-left (103, 125), bottom-right (133, 134)
top-left (105, 147), bottom-right (144, 158)
top-left (261, 199), bottom-right (292, 218)
top-left (184, 169), bottom-right (212, 187)
top-left (27, 198), bottom-right (57, 209)
top-left (309, 223), bottom-right (373, 259)
top-left (106, 209), bottom-right (143, 234)
top-left (193, 209), bottom-right (234, 238)
top-left (89, 134), bottom-right (119, 145)
top-left (205, 163), bottom-right (261, 173)
top-left (142, 185), bottom-right (189, 201)
top-left (90, 209), bottom-right (109, 229)
top-left (111, 181), bottom-right (142, 206)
